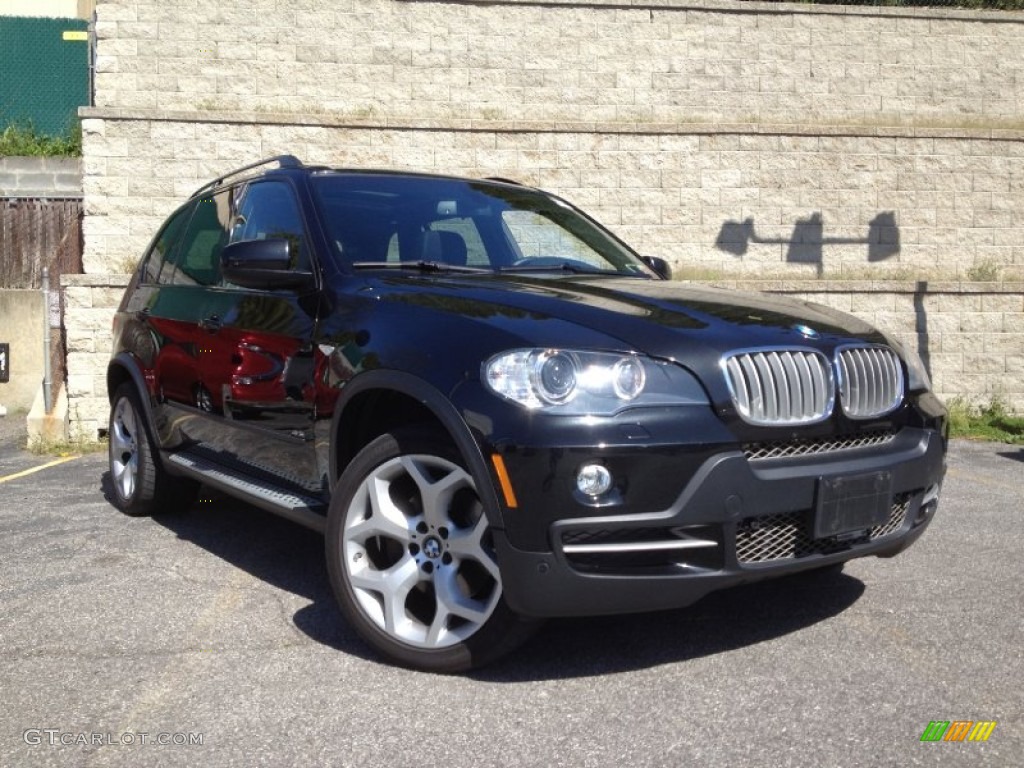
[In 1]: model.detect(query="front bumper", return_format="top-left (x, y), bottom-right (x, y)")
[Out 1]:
top-left (494, 427), bottom-right (946, 618)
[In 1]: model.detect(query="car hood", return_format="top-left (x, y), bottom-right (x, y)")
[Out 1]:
top-left (370, 273), bottom-right (885, 365)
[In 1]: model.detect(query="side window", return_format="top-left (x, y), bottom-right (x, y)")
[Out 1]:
top-left (166, 190), bottom-right (232, 286)
top-left (143, 204), bottom-right (191, 284)
top-left (229, 181), bottom-right (309, 271)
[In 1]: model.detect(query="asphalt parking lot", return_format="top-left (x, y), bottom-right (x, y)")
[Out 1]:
top-left (0, 416), bottom-right (1020, 768)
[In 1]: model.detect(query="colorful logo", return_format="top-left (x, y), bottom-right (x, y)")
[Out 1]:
top-left (920, 721), bottom-right (997, 742)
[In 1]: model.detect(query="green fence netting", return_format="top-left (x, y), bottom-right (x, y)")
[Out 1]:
top-left (0, 16), bottom-right (89, 138)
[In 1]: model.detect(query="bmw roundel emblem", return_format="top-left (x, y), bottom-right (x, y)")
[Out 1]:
top-left (793, 324), bottom-right (819, 339)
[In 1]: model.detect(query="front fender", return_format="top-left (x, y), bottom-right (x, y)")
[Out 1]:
top-left (328, 369), bottom-right (506, 530)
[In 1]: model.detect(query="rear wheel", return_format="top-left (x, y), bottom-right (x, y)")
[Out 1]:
top-left (108, 383), bottom-right (197, 516)
top-left (326, 428), bottom-right (538, 672)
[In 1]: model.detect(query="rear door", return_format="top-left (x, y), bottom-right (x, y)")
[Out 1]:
top-left (143, 188), bottom-right (234, 446)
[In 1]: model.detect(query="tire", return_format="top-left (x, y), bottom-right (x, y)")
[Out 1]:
top-left (108, 383), bottom-right (198, 516)
top-left (326, 427), bottom-right (539, 672)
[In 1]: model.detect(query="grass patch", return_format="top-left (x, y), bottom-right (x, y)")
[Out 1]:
top-left (28, 435), bottom-right (106, 457)
top-left (947, 396), bottom-right (1024, 444)
top-left (0, 120), bottom-right (82, 157)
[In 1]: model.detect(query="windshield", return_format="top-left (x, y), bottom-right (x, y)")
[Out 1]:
top-left (310, 173), bottom-right (654, 277)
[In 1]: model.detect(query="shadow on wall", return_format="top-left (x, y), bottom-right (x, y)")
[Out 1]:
top-left (914, 280), bottom-right (932, 383)
top-left (715, 212), bottom-right (900, 277)
top-left (714, 212), bottom-right (932, 387)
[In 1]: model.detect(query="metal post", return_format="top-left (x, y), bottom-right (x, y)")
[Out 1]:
top-left (88, 11), bottom-right (96, 107)
top-left (42, 267), bottom-right (52, 415)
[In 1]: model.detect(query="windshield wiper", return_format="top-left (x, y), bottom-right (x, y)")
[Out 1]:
top-left (499, 263), bottom-right (636, 276)
top-left (351, 261), bottom-right (490, 274)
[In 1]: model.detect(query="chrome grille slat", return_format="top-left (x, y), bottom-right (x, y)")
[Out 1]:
top-left (756, 353), bottom-right (778, 421)
top-left (885, 348), bottom-right (900, 408)
top-left (793, 352), bottom-right (813, 418)
top-left (870, 347), bottom-right (884, 407)
top-left (837, 345), bottom-right (904, 418)
top-left (724, 349), bottom-right (832, 426)
top-left (779, 352), bottom-right (798, 421)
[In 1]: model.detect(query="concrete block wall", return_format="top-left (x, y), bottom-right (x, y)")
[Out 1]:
top-left (68, 0), bottom-right (1024, 431)
top-left (80, 117), bottom-right (1024, 280)
top-left (0, 157), bottom-right (82, 198)
top-left (63, 274), bottom-right (128, 438)
top-left (81, 0), bottom-right (1024, 280)
top-left (92, 0), bottom-right (1024, 128)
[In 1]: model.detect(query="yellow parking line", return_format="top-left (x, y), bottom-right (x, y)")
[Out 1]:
top-left (0, 455), bottom-right (80, 485)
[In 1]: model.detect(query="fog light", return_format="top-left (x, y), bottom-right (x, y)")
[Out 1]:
top-left (576, 464), bottom-right (612, 496)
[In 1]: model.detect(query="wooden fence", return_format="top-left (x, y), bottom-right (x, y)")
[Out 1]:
top-left (0, 197), bottom-right (84, 411)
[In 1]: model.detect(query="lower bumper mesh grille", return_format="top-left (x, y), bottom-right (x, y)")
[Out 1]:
top-left (735, 496), bottom-right (911, 564)
top-left (743, 430), bottom-right (898, 462)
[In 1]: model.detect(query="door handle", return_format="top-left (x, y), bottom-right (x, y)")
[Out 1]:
top-left (199, 315), bottom-right (223, 332)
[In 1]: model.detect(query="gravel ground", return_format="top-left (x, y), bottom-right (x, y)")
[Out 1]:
top-left (0, 424), bottom-right (1020, 768)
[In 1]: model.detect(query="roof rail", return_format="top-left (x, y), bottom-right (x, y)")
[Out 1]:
top-left (191, 155), bottom-right (302, 198)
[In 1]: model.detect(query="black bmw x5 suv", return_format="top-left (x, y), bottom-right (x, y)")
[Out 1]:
top-left (108, 156), bottom-right (947, 671)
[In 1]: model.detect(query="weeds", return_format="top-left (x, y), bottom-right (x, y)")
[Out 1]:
top-left (0, 121), bottom-right (82, 157)
top-left (115, 254), bottom-right (139, 274)
top-left (28, 435), bottom-right (106, 457)
top-left (966, 260), bottom-right (1002, 282)
top-left (946, 395), bottom-right (1024, 444)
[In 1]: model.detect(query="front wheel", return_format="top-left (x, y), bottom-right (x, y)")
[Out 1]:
top-left (326, 428), bottom-right (538, 672)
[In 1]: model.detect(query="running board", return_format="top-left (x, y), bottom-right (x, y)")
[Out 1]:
top-left (167, 451), bottom-right (327, 533)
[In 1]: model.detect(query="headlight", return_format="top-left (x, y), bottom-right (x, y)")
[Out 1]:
top-left (884, 336), bottom-right (932, 392)
top-left (533, 350), bottom-right (578, 403)
top-left (483, 349), bottom-right (707, 414)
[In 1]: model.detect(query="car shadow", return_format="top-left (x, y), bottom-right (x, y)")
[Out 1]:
top-left (996, 450), bottom-right (1024, 464)
top-left (474, 567), bottom-right (863, 682)
top-left (102, 473), bottom-right (866, 679)
top-left (100, 473), bottom-right (378, 663)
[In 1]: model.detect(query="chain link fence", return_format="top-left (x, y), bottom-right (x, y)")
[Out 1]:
top-left (0, 16), bottom-right (89, 138)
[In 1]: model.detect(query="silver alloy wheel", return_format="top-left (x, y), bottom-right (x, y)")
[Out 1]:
top-left (342, 453), bottom-right (501, 649)
top-left (196, 385), bottom-right (213, 412)
top-left (110, 396), bottom-right (139, 501)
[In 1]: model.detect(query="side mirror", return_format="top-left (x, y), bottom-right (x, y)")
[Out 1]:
top-left (642, 256), bottom-right (672, 280)
top-left (221, 239), bottom-right (315, 291)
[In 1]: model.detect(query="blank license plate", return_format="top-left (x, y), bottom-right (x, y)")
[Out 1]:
top-left (814, 471), bottom-right (893, 539)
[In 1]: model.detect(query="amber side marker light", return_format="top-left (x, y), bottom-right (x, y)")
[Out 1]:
top-left (490, 454), bottom-right (519, 509)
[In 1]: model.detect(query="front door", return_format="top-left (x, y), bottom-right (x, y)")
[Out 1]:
top-left (152, 181), bottom-right (324, 495)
